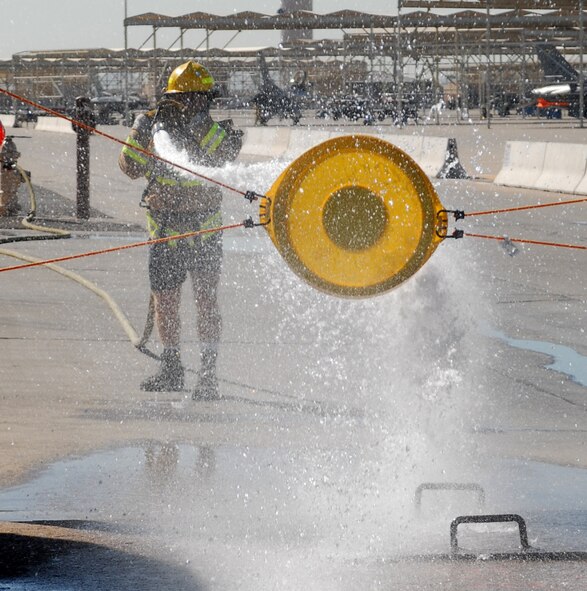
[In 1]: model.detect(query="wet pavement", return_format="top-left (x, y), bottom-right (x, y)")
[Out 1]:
top-left (2, 444), bottom-right (587, 589)
top-left (0, 117), bottom-right (586, 589)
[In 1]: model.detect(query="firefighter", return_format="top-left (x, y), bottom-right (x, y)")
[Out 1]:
top-left (119, 62), bottom-right (242, 399)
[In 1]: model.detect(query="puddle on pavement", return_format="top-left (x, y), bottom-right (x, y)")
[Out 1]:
top-left (1, 444), bottom-right (587, 552)
top-left (2, 445), bottom-right (587, 589)
top-left (489, 329), bottom-right (587, 388)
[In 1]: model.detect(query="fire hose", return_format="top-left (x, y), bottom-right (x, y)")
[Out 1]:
top-left (0, 163), bottom-right (72, 245)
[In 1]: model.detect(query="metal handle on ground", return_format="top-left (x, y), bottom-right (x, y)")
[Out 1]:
top-left (450, 513), bottom-right (530, 552)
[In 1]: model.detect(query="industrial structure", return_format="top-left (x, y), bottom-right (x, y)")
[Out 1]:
top-left (280, 0), bottom-right (314, 44)
top-left (0, 1), bottom-right (585, 122)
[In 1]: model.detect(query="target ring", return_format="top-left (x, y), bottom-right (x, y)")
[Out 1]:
top-left (263, 134), bottom-right (446, 298)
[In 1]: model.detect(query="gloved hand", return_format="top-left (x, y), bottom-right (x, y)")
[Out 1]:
top-left (152, 100), bottom-right (188, 141)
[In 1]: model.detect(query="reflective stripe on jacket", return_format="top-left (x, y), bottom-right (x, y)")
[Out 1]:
top-left (199, 122), bottom-right (227, 155)
top-left (144, 170), bottom-right (203, 188)
top-left (146, 210), bottom-right (222, 247)
top-left (121, 137), bottom-right (148, 166)
top-left (122, 119), bottom-right (229, 186)
top-left (119, 109), bottom-right (240, 213)
top-left (120, 133), bottom-right (202, 188)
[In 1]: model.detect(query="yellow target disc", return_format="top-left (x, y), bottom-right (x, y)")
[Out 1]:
top-left (262, 134), bottom-right (447, 298)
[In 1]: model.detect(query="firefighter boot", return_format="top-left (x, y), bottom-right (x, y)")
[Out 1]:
top-left (192, 346), bottom-right (219, 401)
top-left (141, 348), bottom-right (185, 392)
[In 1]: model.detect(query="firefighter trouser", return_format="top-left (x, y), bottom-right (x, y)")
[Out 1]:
top-left (146, 209), bottom-right (223, 293)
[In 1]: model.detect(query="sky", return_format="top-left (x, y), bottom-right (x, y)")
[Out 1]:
top-left (1, 1), bottom-right (400, 60)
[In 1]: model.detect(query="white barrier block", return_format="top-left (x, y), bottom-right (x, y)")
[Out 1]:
top-left (534, 142), bottom-right (587, 194)
top-left (238, 129), bottom-right (455, 181)
top-left (494, 141), bottom-right (547, 189)
top-left (418, 136), bottom-right (450, 177)
top-left (35, 116), bottom-right (75, 134)
top-left (573, 161), bottom-right (587, 195)
top-left (0, 114), bottom-right (15, 128)
top-left (240, 127), bottom-right (290, 159)
top-left (325, 131), bottom-right (423, 165)
top-left (380, 134), bottom-right (424, 164)
top-left (327, 130), bottom-right (346, 140)
top-left (282, 129), bottom-right (331, 161)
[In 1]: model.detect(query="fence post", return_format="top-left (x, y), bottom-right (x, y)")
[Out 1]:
top-left (72, 96), bottom-right (95, 220)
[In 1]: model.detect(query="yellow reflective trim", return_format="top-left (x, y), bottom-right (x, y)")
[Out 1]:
top-left (165, 229), bottom-right (181, 248)
top-left (154, 175), bottom-right (202, 187)
top-left (145, 172), bottom-right (202, 187)
top-left (200, 123), bottom-right (219, 149)
top-left (146, 211), bottom-right (181, 248)
top-left (122, 137), bottom-right (148, 165)
top-left (126, 137), bottom-right (145, 149)
top-left (146, 209), bottom-right (221, 247)
top-left (180, 179), bottom-right (203, 187)
top-left (156, 176), bottom-right (177, 186)
top-left (206, 129), bottom-right (226, 154)
top-left (146, 211), bottom-right (159, 236)
top-left (122, 145), bottom-right (148, 165)
top-left (200, 210), bottom-right (222, 242)
top-left (200, 121), bottom-right (230, 154)
top-left (201, 211), bottom-right (222, 230)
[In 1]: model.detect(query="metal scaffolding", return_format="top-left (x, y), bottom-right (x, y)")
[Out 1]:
top-left (0, 2), bottom-right (584, 123)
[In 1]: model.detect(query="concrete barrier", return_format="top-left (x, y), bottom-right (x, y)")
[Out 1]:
top-left (494, 141), bottom-right (547, 189)
top-left (419, 136), bottom-right (452, 177)
top-left (238, 127), bottom-right (468, 180)
top-left (378, 133), bottom-right (422, 163)
top-left (324, 131), bottom-right (423, 164)
top-left (495, 140), bottom-right (587, 194)
top-left (281, 129), bottom-right (331, 161)
top-left (0, 114), bottom-right (15, 128)
top-left (379, 134), bottom-right (466, 178)
top-left (573, 163), bottom-right (587, 195)
top-left (533, 142), bottom-right (587, 194)
top-left (240, 127), bottom-right (290, 159)
top-left (35, 116), bottom-right (75, 134)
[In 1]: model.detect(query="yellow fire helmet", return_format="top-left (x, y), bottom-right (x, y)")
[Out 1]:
top-left (166, 61), bottom-right (215, 94)
top-left (261, 135), bottom-right (448, 298)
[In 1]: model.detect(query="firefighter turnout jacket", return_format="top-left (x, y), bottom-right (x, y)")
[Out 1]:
top-left (119, 105), bottom-right (242, 213)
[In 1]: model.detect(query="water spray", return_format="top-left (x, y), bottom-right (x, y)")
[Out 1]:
top-left (0, 87), bottom-right (584, 296)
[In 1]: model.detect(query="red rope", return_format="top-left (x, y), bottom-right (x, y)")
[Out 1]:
top-left (4, 87), bottom-right (584, 256)
top-left (463, 197), bottom-right (586, 250)
top-left (466, 197), bottom-right (587, 217)
top-left (464, 232), bottom-right (586, 250)
top-left (0, 222), bottom-right (246, 273)
top-left (0, 87), bottom-right (247, 197)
